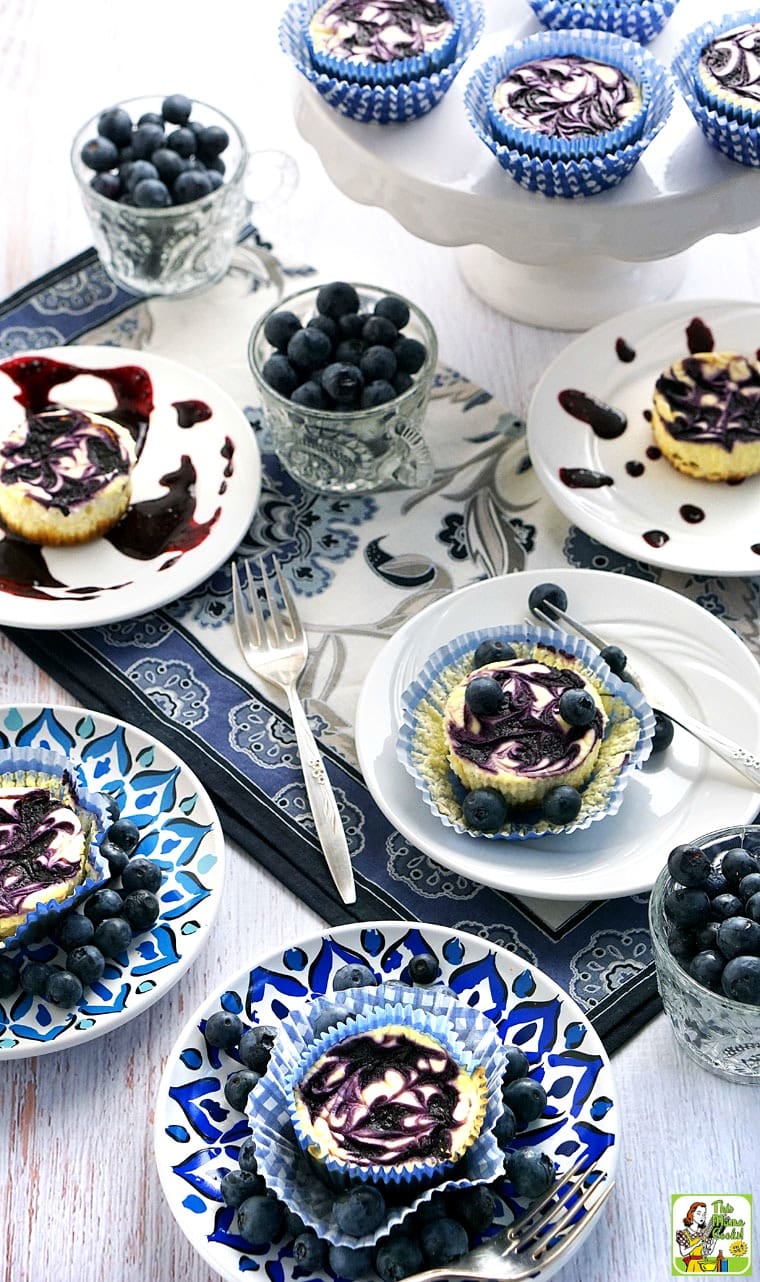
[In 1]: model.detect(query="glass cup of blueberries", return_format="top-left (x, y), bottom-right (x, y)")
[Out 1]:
top-left (72, 94), bottom-right (295, 297)
top-left (650, 825), bottom-right (760, 1082)
top-left (248, 280), bottom-right (438, 495)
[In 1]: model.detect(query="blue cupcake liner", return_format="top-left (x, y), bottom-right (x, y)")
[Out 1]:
top-left (397, 622), bottom-right (656, 841)
top-left (0, 747), bottom-right (110, 952)
top-left (465, 39), bottom-right (673, 195)
top-left (674, 11), bottom-right (760, 127)
top-left (483, 29), bottom-right (655, 160)
top-left (246, 980), bottom-right (508, 1248)
top-left (527, 0), bottom-right (680, 45)
top-left (305, 0), bottom-right (463, 87)
top-left (672, 19), bottom-right (760, 166)
top-left (280, 0), bottom-right (484, 123)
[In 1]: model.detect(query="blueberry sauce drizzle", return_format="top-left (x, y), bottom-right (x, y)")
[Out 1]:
top-left (616, 338), bottom-right (636, 363)
top-left (625, 460), bottom-right (644, 477)
top-left (559, 467), bottom-right (613, 488)
top-left (106, 457), bottom-right (220, 561)
top-left (558, 388), bottom-right (627, 439)
top-left (686, 317), bottom-right (715, 355)
top-left (680, 504), bottom-right (705, 524)
top-left (173, 399), bottom-right (212, 428)
top-left (646, 444), bottom-right (661, 460)
top-left (643, 529), bottom-right (669, 548)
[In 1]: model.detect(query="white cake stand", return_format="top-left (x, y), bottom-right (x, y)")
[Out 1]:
top-left (293, 0), bottom-right (760, 329)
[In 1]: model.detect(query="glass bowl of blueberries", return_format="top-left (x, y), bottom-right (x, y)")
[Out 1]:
top-left (72, 94), bottom-right (262, 297)
top-left (650, 825), bottom-right (760, 1083)
top-left (248, 280), bottom-right (438, 495)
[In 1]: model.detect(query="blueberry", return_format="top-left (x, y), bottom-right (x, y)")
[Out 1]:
top-left (293, 1231), bottom-right (328, 1276)
top-left (745, 892), bottom-right (760, 923)
top-left (664, 886), bottom-right (711, 928)
top-left (208, 170), bottom-right (225, 191)
top-left (162, 94), bottom-right (193, 125)
top-left (287, 327), bottom-right (332, 371)
top-left (328, 1244), bottom-right (374, 1280)
top-left (710, 893), bottom-right (744, 921)
top-left (721, 954), bottom-right (760, 1004)
top-left (335, 1186), bottom-right (387, 1237)
top-left (667, 925), bottom-right (695, 961)
top-left (453, 1184), bottom-right (497, 1235)
top-left (122, 889), bottom-right (160, 932)
top-left (98, 107), bottom-right (134, 147)
top-left (333, 963), bottom-right (377, 992)
top-left (361, 380), bottom-right (396, 408)
top-left (264, 310), bottom-right (302, 352)
top-left (237, 1195), bottom-right (284, 1245)
top-left (473, 639), bottom-right (517, 668)
top-left (542, 785), bottom-right (582, 824)
top-left (395, 337), bottom-right (427, 375)
top-left (66, 945), bottom-right (106, 986)
top-left (291, 381), bottom-right (326, 409)
top-left (93, 916), bottom-right (133, 959)
top-left (361, 346), bottom-right (397, 383)
top-left (204, 1009), bottom-right (244, 1050)
top-left (503, 1046), bottom-right (530, 1083)
top-left (722, 847), bottom-right (760, 889)
top-left (311, 1002), bottom-right (346, 1038)
top-left (151, 147), bottom-right (185, 186)
top-left (133, 178), bottom-right (171, 208)
top-left (263, 354), bottom-right (298, 398)
top-left (688, 949), bottom-right (725, 991)
top-left (527, 582), bottom-right (568, 618)
top-left (238, 1137), bottom-right (259, 1173)
top-left (198, 124), bottom-right (229, 157)
top-left (374, 1235), bottom-right (423, 1282)
top-left (502, 1078), bottom-right (547, 1128)
top-left (338, 313), bottom-right (368, 340)
top-left (46, 969), bottom-right (84, 1007)
top-left (220, 1168), bottom-right (266, 1208)
top-left (363, 316), bottom-right (398, 348)
top-left (81, 137), bottom-right (119, 172)
top-left (393, 371), bottom-right (413, 395)
top-left (224, 1069), bottom-right (261, 1112)
top-left (740, 873), bottom-right (760, 901)
top-left (0, 955), bottom-right (19, 998)
top-left (420, 1218), bottom-right (468, 1267)
top-left (494, 1105), bottom-right (518, 1148)
top-left (126, 160), bottom-right (159, 190)
top-left (307, 314), bottom-right (337, 344)
top-left (20, 961), bottom-right (55, 996)
top-left (375, 296), bottom-right (410, 330)
top-left (717, 916), bottom-right (760, 959)
top-left (173, 169), bottom-right (213, 202)
top-left (408, 951), bottom-right (438, 984)
top-left (462, 788), bottom-right (508, 833)
top-left (322, 363), bottom-right (364, 405)
top-left (694, 921), bottom-right (720, 952)
top-left (238, 1025), bottom-right (277, 1073)
top-left (465, 675), bottom-right (503, 717)
top-left (317, 281), bottom-right (360, 320)
top-left (706, 869), bottom-right (730, 898)
top-left (54, 912), bottom-right (95, 951)
top-left (137, 111), bottom-right (165, 129)
top-left (91, 172), bottom-right (121, 200)
top-left (651, 710), bottom-right (675, 754)
top-left (133, 123), bottom-right (166, 161)
top-left (505, 1148), bottom-right (555, 1199)
top-left (415, 1195), bottom-right (447, 1223)
top-left (558, 688), bottom-right (596, 728)
top-left (667, 843), bottom-right (713, 888)
top-left (122, 855), bottom-right (162, 894)
top-left (284, 1209), bottom-right (306, 1239)
top-left (84, 887), bottom-right (123, 925)
top-left (599, 644), bottom-right (627, 677)
top-left (335, 339), bottom-right (364, 365)
top-left (99, 838), bottom-right (128, 874)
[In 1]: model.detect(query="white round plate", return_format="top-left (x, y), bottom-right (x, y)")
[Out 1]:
top-left (155, 920), bottom-right (617, 1282)
top-left (0, 346), bottom-right (260, 627)
top-left (355, 569), bottom-right (760, 901)
top-left (0, 703), bottom-right (224, 1058)
top-left (528, 300), bottom-right (760, 576)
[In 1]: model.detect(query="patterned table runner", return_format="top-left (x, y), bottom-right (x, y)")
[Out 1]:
top-left (3, 236), bottom-right (757, 1053)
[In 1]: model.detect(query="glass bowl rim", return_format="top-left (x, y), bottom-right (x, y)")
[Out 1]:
top-left (247, 280), bottom-right (439, 423)
top-left (70, 94), bottom-right (248, 219)
top-left (649, 822), bottom-right (760, 1018)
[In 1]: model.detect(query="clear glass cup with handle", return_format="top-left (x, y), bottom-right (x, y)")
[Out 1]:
top-left (71, 95), bottom-right (297, 298)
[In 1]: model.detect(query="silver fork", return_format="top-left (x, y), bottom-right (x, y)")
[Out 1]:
top-left (232, 556), bottom-right (356, 905)
top-left (404, 1160), bottom-right (614, 1282)
top-left (529, 598), bottom-right (760, 789)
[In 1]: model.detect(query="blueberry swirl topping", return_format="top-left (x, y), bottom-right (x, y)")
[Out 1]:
top-left (295, 1026), bottom-right (482, 1166)
top-left (0, 409), bottom-right (135, 512)
top-left (654, 355), bottom-right (760, 451)
top-left (492, 56), bottom-right (640, 140)
top-left (701, 23), bottom-right (760, 107)
top-left (0, 788), bottom-right (83, 917)
top-left (310, 0), bottom-right (453, 65)
top-left (447, 659), bottom-right (604, 777)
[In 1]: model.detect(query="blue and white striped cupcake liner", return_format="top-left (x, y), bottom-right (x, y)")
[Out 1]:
top-left (527, 0), bottom-right (680, 45)
top-left (465, 38), bottom-right (673, 196)
top-left (304, 0), bottom-right (464, 86)
top-left (483, 28), bottom-right (656, 159)
top-left (280, 0), bottom-right (484, 123)
top-left (673, 10), bottom-right (760, 133)
top-left (397, 622), bottom-right (655, 840)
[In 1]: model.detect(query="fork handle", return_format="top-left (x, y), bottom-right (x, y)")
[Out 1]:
top-left (285, 686), bottom-right (357, 905)
top-left (664, 708), bottom-right (760, 788)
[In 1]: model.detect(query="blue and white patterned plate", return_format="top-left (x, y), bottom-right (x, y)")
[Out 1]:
top-left (154, 921), bottom-right (617, 1282)
top-left (0, 704), bottom-right (224, 1059)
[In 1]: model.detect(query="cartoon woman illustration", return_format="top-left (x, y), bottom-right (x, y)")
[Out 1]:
top-left (675, 1202), bottom-right (725, 1273)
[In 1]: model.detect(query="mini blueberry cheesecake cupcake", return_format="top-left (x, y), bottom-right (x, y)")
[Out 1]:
top-left (527, 0), bottom-right (681, 46)
top-left (305, 0), bottom-right (462, 86)
top-left (694, 18), bottom-right (760, 124)
top-left (651, 351), bottom-right (760, 481)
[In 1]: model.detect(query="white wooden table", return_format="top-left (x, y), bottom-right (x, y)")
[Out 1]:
top-left (0, 3), bottom-right (758, 1279)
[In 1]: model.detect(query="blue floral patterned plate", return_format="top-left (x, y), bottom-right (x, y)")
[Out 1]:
top-left (0, 704), bottom-right (224, 1059)
top-left (154, 921), bottom-right (618, 1282)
